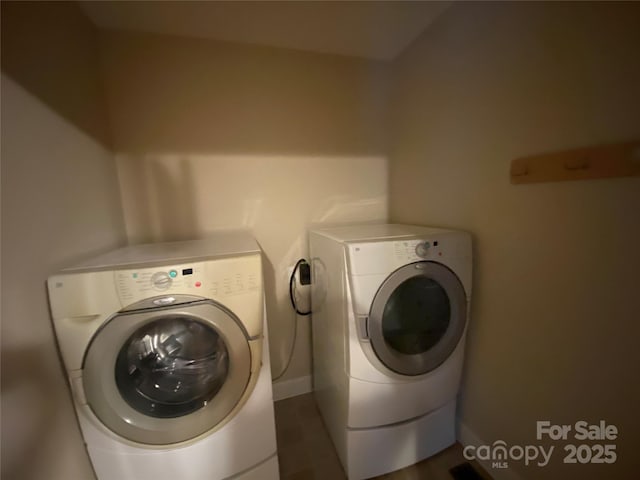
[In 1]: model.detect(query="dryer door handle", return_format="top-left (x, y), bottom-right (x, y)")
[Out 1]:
top-left (356, 315), bottom-right (370, 341)
top-left (69, 371), bottom-right (87, 405)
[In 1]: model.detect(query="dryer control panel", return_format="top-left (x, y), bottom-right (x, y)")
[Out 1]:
top-left (393, 239), bottom-right (437, 261)
top-left (349, 239), bottom-right (445, 276)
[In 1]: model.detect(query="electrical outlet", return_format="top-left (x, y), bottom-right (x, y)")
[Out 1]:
top-left (299, 262), bottom-right (311, 285)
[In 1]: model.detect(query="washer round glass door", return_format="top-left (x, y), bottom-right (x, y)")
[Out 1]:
top-left (83, 300), bottom-right (251, 445)
top-left (115, 316), bottom-right (229, 419)
top-left (368, 261), bottom-right (467, 376)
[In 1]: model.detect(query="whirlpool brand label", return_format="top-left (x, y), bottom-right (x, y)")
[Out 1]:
top-left (463, 421), bottom-right (618, 470)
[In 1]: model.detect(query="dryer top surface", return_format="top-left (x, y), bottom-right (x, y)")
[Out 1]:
top-left (310, 223), bottom-right (459, 243)
top-left (62, 230), bottom-right (260, 273)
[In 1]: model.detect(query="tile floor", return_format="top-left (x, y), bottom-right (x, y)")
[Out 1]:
top-left (274, 393), bottom-right (492, 480)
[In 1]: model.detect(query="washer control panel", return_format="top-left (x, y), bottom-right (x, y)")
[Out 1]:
top-left (114, 256), bottom-right (261, 306)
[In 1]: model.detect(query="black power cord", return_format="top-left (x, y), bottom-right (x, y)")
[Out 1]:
top-left (289, 259), bottom-right (311, 316)
top-left (274, 258), bottom-right (312, 381)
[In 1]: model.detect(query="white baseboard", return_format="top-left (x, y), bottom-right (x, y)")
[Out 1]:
top-left (457, 421), bottom-right (525, 480)
top-left (272, 375), bottom-right (312, 402)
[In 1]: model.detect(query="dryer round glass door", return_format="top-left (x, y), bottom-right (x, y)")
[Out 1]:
top-left (368, 261), bottom-right (467, 376)
top-left (83, 300), bottom-right (252, 445)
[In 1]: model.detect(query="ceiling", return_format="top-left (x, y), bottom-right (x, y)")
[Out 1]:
top-left (79, 0), bottom-right (452, 61)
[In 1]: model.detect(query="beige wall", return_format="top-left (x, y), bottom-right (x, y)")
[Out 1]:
top-left (100, 30), bottom-right (389, 382)
top-left (1, 1), bottom-right (112, 148)
top-left (389, 2), bottom-right (640, 479)
top-left (1, 4), bottom-right (125, 480)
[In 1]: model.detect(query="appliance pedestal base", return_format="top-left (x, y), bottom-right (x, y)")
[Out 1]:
top-left (345, 400), bottom-right (456, 480)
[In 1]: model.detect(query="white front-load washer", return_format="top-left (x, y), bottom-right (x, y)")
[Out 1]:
top-left (309, 224), bottom-right (472, 479)
top-left (47, 232), bottom-right (279, 480)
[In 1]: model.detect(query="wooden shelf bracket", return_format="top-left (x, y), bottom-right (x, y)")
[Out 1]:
top-left (510, 141), bottom-right (640, 184)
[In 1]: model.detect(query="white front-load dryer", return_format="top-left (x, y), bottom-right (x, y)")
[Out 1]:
top-left (47, 232), bottom-right (279, 480)
top-left (309, 224), bottom-right (472, 479)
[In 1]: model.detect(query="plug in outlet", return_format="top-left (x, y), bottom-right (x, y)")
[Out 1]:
top-left (299, 261), bottom-right (311, 285)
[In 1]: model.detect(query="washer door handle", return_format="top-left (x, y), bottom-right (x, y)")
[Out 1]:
top-left (153, 296), bottom-right (176, 306)
top-left (120, 294), bottom-right (205, 312)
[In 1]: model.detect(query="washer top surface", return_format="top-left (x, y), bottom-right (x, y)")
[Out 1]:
top-left (63, 230), bottom-right (260, 273)
top-left (310, 223), bottom-right (458, 243)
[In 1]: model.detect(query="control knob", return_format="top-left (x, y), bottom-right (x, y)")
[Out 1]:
top-left (415, 241), bottom-right (431, 258)
top-left (151, 271), bottom-right (172, 291)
